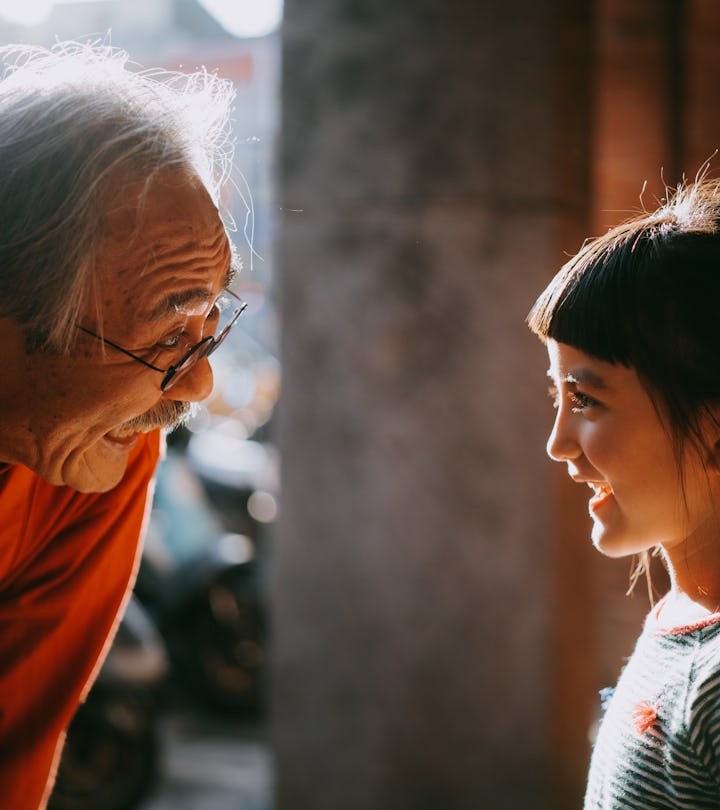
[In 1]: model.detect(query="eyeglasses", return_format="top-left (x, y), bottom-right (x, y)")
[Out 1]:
top-left (76, 290), bottom-right (247, 392)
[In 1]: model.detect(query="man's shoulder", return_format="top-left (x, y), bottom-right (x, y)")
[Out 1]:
top-left (0, 430), bottom-right (163, 582)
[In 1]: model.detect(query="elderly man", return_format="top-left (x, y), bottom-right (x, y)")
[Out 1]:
top-left (0, 43), bottom-right (244, 807)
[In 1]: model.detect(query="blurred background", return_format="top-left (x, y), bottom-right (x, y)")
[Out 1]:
top-left (3, 1), bottom-right (720, 809)
top-left (0, 2), bottom-right (281, 809)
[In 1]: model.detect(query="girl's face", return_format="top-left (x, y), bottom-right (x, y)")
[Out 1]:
top-left (545, 339), bottom-right (720, 558)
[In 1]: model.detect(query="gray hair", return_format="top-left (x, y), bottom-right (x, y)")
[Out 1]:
top-left (0, 41), bottom-right (236, 351)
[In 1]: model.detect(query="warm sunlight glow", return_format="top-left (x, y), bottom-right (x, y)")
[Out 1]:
top-left (0, 0), bottom-right (282, 35)
top-left (197, 0), bottom-right (283, 38)
top-left (0, 0), bottom-right (53, 26)
top-left (0, 0), bottom-right (112, 26)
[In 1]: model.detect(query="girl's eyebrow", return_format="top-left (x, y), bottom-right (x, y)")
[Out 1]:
top-left (563, 368), bottom-right (608, 390)
top-left (544, 367), bottom-right (608, 390)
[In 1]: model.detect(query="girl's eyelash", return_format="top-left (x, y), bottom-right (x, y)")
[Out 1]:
top-left (547, 383), bottom-right (597, 412)
top-left (569, 390), bottom-right (597, 412)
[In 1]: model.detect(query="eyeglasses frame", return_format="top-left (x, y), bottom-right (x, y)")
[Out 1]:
top-left (75, 289), bottom-right (248, 392)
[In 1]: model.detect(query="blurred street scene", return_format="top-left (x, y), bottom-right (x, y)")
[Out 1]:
top-left (47, 427), bottom-right (278, 810)
top-left (138, 710), bottom-right (272, 810)
top-left (0, 2), bottom-right (281, 808)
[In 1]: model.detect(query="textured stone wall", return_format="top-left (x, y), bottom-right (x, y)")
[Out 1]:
top-left (273, 3), bottom-right (593, 808)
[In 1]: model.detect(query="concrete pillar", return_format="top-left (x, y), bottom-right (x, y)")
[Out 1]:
top-left (684, 0), bottom-right (720, 172)
top-left (273, 3), bottom-right (594, 808)
top-left (592, 0), bottom-right (683, 234)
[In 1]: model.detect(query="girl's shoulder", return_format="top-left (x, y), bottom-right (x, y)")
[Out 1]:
top-left (637, 597), bottom-right (720, 698)
top-left (644, 593), bottom-right (720, 638)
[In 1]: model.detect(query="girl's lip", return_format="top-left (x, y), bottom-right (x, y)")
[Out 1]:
top-left (588, 482), bottom-right (613, 511)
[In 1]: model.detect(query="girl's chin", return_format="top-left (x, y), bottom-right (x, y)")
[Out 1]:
top-left (591, 528), bottom-right (655, 559)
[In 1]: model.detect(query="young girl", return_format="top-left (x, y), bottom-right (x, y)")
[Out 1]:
top-left (528, 178), bottom-right (720, 809)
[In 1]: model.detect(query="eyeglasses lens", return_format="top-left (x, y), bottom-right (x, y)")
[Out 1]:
top-left (160, 296), bottom-right (245, 392)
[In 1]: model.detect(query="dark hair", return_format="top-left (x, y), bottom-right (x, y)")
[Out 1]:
top-left (0, 41), bottom-right (235, 352)
top-left (528, 178), bottom-right (720, 462)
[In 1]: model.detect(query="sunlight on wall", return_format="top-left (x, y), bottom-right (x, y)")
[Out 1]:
top-left (0, 0), bottom-right (284, 37)
top-left (197, 0), bottom-right (283, 37)
top-left (0, 0), bottom-right (54, 26)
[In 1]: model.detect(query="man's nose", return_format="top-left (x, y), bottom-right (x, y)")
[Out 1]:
top-left (546, 408), bottom-right (581, 462)
top-left (163, 357), bottom-right (214, 403)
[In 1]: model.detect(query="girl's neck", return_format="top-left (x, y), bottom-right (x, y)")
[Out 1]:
top-left (659, 589), bottom-right (720, 627)
top-left (661, 531), bottom-right (720, 616)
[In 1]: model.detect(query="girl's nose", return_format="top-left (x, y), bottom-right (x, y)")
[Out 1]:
top-left (546, 410), bottom-right (581, 462)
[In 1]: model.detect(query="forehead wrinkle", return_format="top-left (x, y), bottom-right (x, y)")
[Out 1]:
top-left (138, 228), bottom-right (229, 272)
top-left (140, 244), bottom-right (234, 323)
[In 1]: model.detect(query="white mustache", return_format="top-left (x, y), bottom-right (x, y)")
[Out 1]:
top-left (120, 400), bottom-right (193, 434)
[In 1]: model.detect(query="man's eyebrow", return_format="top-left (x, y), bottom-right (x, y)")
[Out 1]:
top-left (144, 288), bottom-right (213, 321)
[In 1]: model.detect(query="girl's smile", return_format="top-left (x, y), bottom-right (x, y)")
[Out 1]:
top-left (530, 177), bottom-right (720, 808)
top-left (545, 339), bottom-right (720, 561)
top-left (588, 483), bottom-right (613, 514)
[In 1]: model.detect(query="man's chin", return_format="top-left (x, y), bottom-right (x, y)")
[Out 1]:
top-left (60, 441), bottom-right (135, 493)
top-left (62, 468), bottom-right (126, 493)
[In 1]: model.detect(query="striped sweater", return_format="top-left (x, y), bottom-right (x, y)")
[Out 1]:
top-left (585, 603), bottom-right (720, 808)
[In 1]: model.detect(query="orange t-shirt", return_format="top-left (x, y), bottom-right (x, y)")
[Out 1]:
top-left (0, 430), bottom-right (162, 809)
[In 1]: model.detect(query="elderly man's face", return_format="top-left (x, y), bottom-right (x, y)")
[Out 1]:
top-left (4, 171), bottom-right (232, 492)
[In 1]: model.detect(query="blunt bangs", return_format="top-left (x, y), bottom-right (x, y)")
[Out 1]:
top-left (527, 231), bottom-right (653, 367)
top-left (528, 216), bottom-right (720, 410)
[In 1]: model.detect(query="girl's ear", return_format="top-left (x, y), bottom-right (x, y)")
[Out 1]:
top-left (709, 440), bottom-right (720, 474)
top-left (706, 412), bottom-right (720, 473)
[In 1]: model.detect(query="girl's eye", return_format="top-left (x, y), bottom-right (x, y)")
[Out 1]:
top-left (547, 383), bottom-right (598, 413)
top-left (569, 390), bottom-right (597, 412)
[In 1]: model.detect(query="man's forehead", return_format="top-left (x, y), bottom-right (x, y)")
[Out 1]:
top-left (102, 168), bottom-right (223, 239)
top-left (102, 198), bottom-right (226, 255)
top-left (99, 177), bottom-right (230, 275)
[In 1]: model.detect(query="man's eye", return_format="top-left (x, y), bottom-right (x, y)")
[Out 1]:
top-left (156, 332), bottom-right (184, 350)
top-left (214, 294), bottom-right (232, 314)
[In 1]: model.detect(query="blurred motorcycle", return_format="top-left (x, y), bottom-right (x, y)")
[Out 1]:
top-left (50, 443), bottom-right (269, 809)
top-left (48, 598), bottom-right (166, 810)
top-left (136, 443), bottom-right (267, 715)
